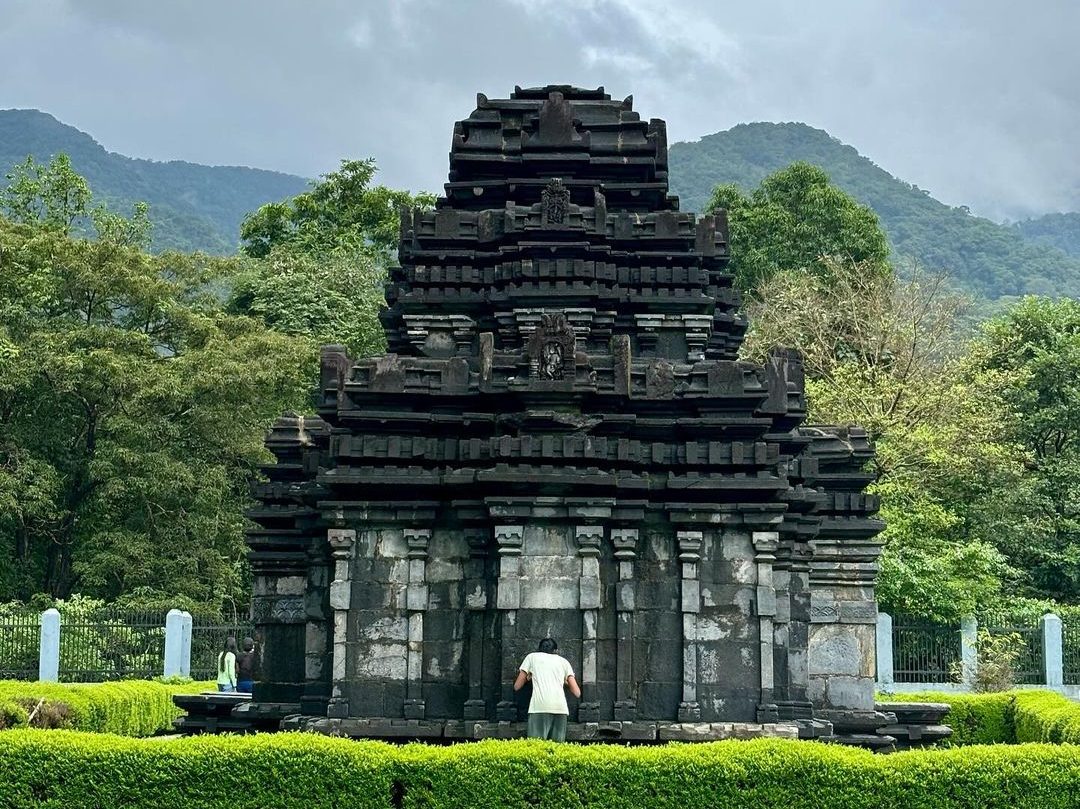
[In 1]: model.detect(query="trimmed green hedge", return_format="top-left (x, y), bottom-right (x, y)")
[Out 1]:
top-left (886, 689), bottom-right (1080, 745)
top-left (0, 679), bottom-right (212, 736)
top-left (3, 732), bottom-right (1080, 808)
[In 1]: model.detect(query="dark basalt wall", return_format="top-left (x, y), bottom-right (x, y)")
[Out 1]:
top-left (245, 86), bottom-right (884, 735)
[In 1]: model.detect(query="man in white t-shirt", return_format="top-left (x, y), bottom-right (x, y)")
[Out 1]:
top-left (513, 637), bottom-right (581, 741)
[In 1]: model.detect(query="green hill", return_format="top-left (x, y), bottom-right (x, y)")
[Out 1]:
top-left (0, 109), bottom-right (309, 254)
top-left (668, 122), bottom-right (1080, 299)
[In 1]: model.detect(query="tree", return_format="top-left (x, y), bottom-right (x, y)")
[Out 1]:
top-left (705, 162), bottom-right (890, 292)
top-left (2, 154), bottom-right (90, 234)
top-left (970, 297), bottom-right (1080, 601)
top-left (0, 165), bottom-right (314, 610)
top-left (240, 158), bottom-right (435, 260)
top-left (227, 248), bottom-right (387, 358)
top-left (744, 258), bottom-right (1023, 621)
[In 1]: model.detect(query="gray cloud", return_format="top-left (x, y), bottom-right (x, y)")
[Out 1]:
top-left (0, 0), bottom-right (1077, 220)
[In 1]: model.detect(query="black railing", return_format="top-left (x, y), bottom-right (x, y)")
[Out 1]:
top-left (892, 620), bottom-right (962, 683)
top-left (190, 618), bottom-right (256, 682)
top-left (58, 607), bottom-right (167, 682)
top-left (0, 609), bottom-right (40, 680)
top-left (982, 620), bottom-right (1045, 685)
top-left (1064, 622), bottom-right (1080, 685)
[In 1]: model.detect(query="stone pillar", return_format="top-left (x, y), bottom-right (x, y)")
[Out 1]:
top-left (1041, 613), bottom-right (1063, 688)
top-left (180, 611), bottom-right (193, 678)
top-left (876, 612), bottom-right (894, 688)
top-left (38, 608), bottom-right (60, 683)
top-left (403, 528), bottom-right (431, 719)
top-left (753, 531), bottom-right (780, 723)
top-left (463, 529), bottom-right (490, 720)
top-left (576, 525), bottom-right (603, 722)
top-left (495, 525), bottom-right (523, 721)
top-left (326, 528), bottom-right (355, 718)
top-left (960, 615), bottom-right (978, 687)
top-left (611, 527), bottom-right (638, 721)
top-left (163, 609), bottom-right (185, 678)
top-left (677, 530), bottom-right (702, 722)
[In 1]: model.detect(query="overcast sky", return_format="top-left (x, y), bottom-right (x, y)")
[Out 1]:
top-left (1, 0), bottom-right (1077, 221)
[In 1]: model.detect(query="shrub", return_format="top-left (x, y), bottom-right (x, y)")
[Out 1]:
top-left (1013, 691), bottom-right (1080, 743)
top-left (887, 689), bottom-right (1080, 746)
top-left (0, 679), bottom-right (212, 736)
top-left (886, 690), bottom-right (1016, 745)
top-left (3, 732), bottom-right (1080, 808)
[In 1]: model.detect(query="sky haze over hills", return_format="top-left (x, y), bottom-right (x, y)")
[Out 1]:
top-left (1, 0), bottom-right (1078, 223)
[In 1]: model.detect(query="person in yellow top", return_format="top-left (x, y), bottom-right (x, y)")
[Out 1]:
top-left (513, 638), bottom-right (581, 741)
top-left (216, 636), bottom-right (238, 692)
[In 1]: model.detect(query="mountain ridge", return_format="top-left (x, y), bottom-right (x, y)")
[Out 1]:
top-left (668, 122), bottom-right (1080, 299)
top-left (0, 108), bottom-right (309, 253)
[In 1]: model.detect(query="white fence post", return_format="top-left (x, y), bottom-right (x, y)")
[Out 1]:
top-left (876, 611), bottom-right (894, 688)
top-left (38, 608), bottom-right (60, 682)
top-left (163, 609), bottom-right (185, 677)
top-left (960, 615), bottom-right (978, 686)
top-left (1041, 613), bottom-right (1064, 688)
top-left (180, 611), bottom-right (193, 678)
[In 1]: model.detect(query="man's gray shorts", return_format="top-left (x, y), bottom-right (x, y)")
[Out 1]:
top-left (527, 712), bottom-right (568, 741)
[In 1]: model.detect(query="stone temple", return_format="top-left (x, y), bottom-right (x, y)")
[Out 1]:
top-left (246, 86), bottom-right (886, 742)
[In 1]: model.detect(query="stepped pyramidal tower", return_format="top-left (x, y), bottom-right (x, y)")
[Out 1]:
top-left (247, 86), bottom-right (886, 742)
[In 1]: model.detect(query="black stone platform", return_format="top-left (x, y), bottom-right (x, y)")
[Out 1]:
top-left (172, 693), bottom-right (299, 735)
top-left (282, 715), bottom-right (807, 743)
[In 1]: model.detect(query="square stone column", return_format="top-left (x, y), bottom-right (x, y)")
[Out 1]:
top-left (463, 529), bottom-right (490, 720)
top-left (677, 530), bottom-right (702, 722)
top-left (753, 530), bottom-right (780, 723)
top-left (403, 528), bottom-right (431, 719)
top-left (575, 525), bottom-right (603, 722)
top-left (495, 525), bottom-right (523, 721)
top-left (326, 528), bottom-right (355, 718)
top-left (611, 527), bottom-right (638, 721)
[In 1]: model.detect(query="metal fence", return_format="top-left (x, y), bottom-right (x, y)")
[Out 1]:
top-left (984, 621), bottom-right (1045, 685)
top-left (190, 618), bottom-right (256, 682)
top-left (1065, 622), bottom-right (1080, 684)
top-left (58, 607), bottom-right (167, 682)
top-left (0, 609), bottom-right (40, 680)
top-left (892, 620), bottom-right (962, 683)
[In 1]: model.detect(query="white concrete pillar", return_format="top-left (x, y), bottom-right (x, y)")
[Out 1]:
top-left (39, 608), bottom-right (60, 682)
top-left (180, 612), bottom-right (193, 677)
top-left (876, 611), bottom-right (894, 688)
top-left (1041, 613), bottom-right (1063, 688)
top-left (163, 609), bottom-right (185, 677)
top-left (960, 615), bottom-right (978, 686)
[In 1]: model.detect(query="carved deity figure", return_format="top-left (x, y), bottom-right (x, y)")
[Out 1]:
top-left (541, 341), bottom-right (564, 379)
top-left (542, 178), bottom-right (569, 224)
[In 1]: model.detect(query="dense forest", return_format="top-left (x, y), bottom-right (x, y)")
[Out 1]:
top-left (668, 122), bottom-right (1080, 300)
top-left (0, 109), bottom-right (308, 254)
top-left (1015, 212), bottom-right (1080, 258)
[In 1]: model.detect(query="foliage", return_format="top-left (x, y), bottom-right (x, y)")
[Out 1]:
top-left (970, 298), bottom-right (1080, 601)
top-left (4, 733), bottom-right (1080, 808)
top-left (744, 258), bottom-right (1020, 620)
top-left (705, 162), bottom-right (890, 292)
top-left (889, 690), bottom-right (1080, 746)
top-left (227, 248), bottom-right (387, 358)
top-left (0, 170), bottom-right (315, 609)
top-left (1014, 213), bottom-right (1080, 258)
top-left (670, 121), bottom-right (1080, 299)
top-left (240, 158), bottom-right (436, 260)
top-left (883, 691), bottom-right (1016, 746)
top-left (0, 679), bottom-right (210, 736)
top-left (0, 109), bottom-right (309, 253)
top-left (1012, 690), bottom-right (1080, 743)
top-left (950, 630), bottom-right (1027, 693)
